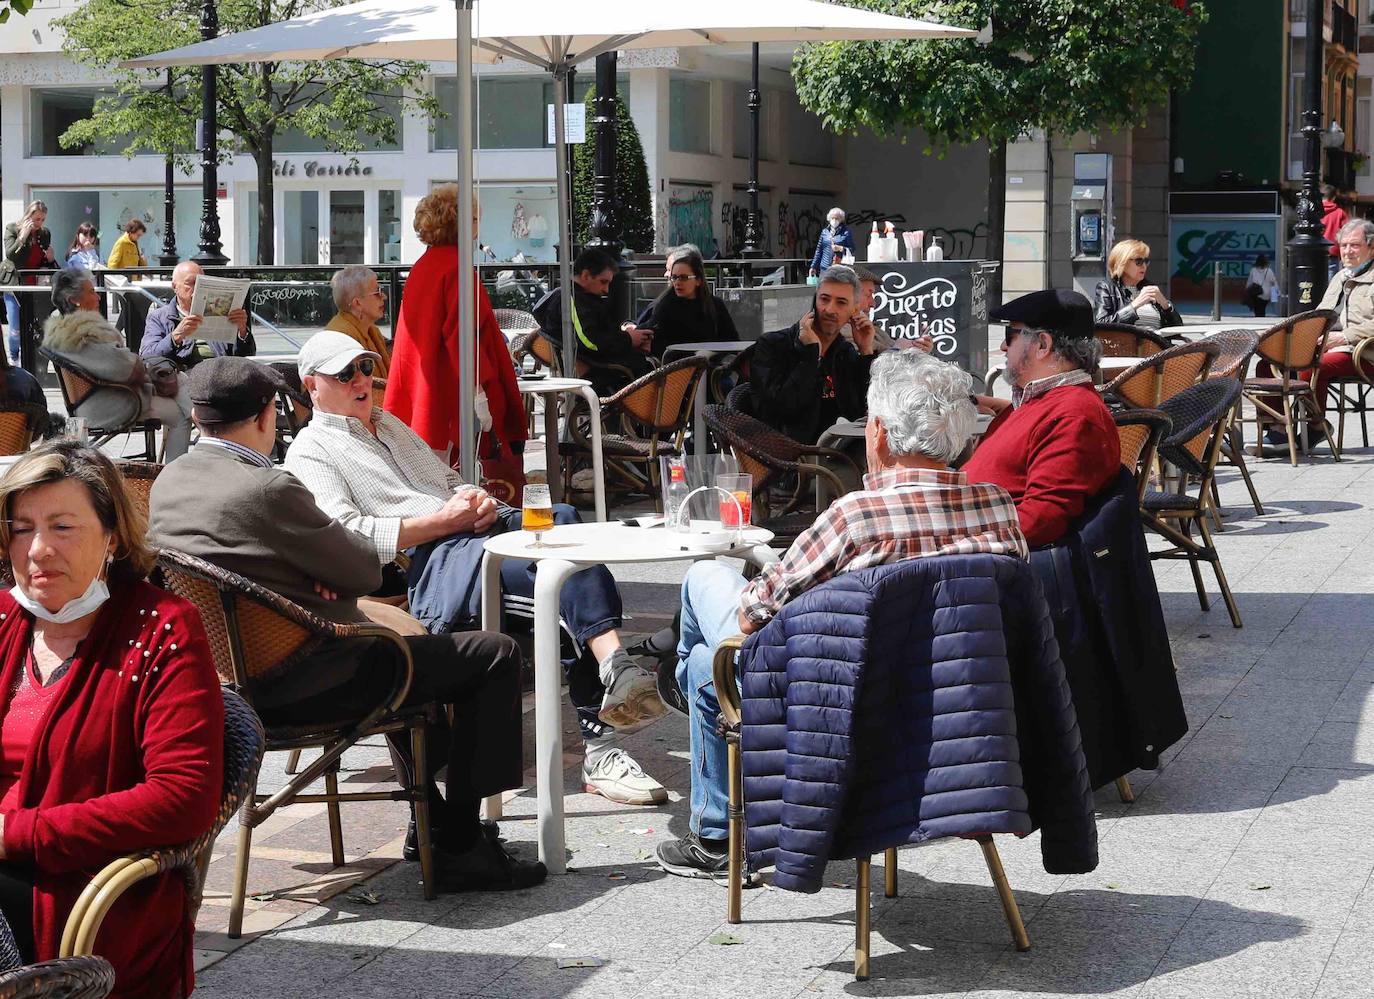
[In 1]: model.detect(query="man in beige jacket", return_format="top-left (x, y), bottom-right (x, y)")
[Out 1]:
top-left (1310, 218), bottom-right (1374, 419)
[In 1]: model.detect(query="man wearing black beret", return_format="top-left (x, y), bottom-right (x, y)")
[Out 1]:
top-left (964, 289), bottom-right (1120, 547)
top-left (148, 357), bottom-right (545, 892)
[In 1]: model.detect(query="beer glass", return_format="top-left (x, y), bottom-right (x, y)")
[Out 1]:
top-left (522, 483), bottom-right (554, 548)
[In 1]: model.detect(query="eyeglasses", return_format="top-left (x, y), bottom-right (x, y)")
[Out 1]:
top-left (1130, 257), bottom-right (1150, 266)
top-left (668, 273), bottom-right (697, 283)
top-left (329, 357), bottom-right (376, 383)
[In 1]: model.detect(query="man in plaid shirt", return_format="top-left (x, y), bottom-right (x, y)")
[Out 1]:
top-left (657, 349), bottom-right (1028, 879)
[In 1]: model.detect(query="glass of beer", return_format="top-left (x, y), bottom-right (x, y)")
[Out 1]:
top-left (522, 483), bottom-right (554, 548)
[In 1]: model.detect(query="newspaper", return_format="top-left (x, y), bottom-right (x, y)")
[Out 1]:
top-left (188, 275), bottom-right (251, 342)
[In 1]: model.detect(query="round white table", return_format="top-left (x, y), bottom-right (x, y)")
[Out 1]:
top-left (662, 340), bottom-right (755, 450)
top-left (480, 521), bottom-right (777, 873)
top-left (822, 412), bottom-right (995, 439)
top-left (518, 376), bottom-right (606, 523)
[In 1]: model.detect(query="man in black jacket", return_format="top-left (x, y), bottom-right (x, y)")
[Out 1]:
top-left (532, 247), bottom-right (652, 394)
top-left (750, 264), bottom-right (878, 442)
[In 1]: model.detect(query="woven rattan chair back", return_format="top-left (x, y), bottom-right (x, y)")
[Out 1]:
top-left (1102, 339), bottom-right (1220, 408)
top-left (0, 403), bottom-right (47, 456)
top-left (54, 366), bottom-right (94, 412)
top-left (156, 550), bottom-right (317, 689)
top-left (494, 308), bottom-right (539, 338)
top-left (1094, 323), bottom-right (1169, 358)
top-left (1254, 309), bottom-right (1336, 373)
top-left (1203, 329), bottom-right (1262, 382)
top-left (612, 356), bottom-right (707, 433)
top-left (702, 404), bottom-right (810, 497)
top-left (1113, 409), bottom-right (1171, 502)
top-left (1160, 378), bottom-right (1242, 471)
top-left (0, 956), bottom-right (115, 999)
top-left (115, 462), bottom-right (162, 522)
top-left (510, 331), bottom-right (562, 377)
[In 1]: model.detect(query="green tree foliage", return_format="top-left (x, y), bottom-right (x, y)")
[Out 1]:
top-left (792, 0), bottom-right (1206, 283)
top-left (0, 0), bottom-right (34, 25)
top-left (572, 91), bottom-right (654, 254)
top-left (57, 0), bottom-right (438, 264)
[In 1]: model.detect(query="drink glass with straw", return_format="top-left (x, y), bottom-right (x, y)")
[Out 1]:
top-left (522, 483), bottom-right (554, 548)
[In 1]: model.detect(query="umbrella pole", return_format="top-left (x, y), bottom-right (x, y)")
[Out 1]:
top-left (552, 67), bottom-right (577, 372)
top-left (456, 0), bottom-right (477, 482)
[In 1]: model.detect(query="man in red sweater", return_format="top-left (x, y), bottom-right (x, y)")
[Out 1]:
top-left (964, 289), bottom-right (1120, 547)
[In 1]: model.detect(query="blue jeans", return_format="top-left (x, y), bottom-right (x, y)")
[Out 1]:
top-left (677, 560), bottom-right (750, 841)
top-left (2, 294), bottom-right (19, 363)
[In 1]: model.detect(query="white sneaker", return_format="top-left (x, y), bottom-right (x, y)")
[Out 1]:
top-left (583, 747), bottom-right (668, 805)
top-left (599, 658), bottom-right (667, 728)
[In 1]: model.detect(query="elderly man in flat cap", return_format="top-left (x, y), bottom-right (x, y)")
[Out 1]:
top-left (965, 289), bottom-right (1120, 548)
top-left (149, 356), bottom-right (546, 893)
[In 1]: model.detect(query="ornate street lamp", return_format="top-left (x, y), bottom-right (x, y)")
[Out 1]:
top-left (158, 68), bottom-right (180, 267)
top-left (740, 43), bottom-right (766, 259)
top-left (192, 0), bottom-right (227, 265)
top-left (1286, 0), bottom-right (1330, 314)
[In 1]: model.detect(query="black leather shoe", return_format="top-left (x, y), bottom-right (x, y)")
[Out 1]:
top-left (430, 835), bottom-right (547, 892)
top-left (404, 818), bottom-right (501, 862)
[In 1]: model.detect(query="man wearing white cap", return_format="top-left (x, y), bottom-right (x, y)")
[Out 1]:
top-left (285, 330), bottom-right (669, 807)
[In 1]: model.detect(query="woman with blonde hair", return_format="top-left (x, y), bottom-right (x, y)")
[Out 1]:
top-left (383, 185), bottom-right (527, 469)
top-left (0, 439), bottom-right (222, 993)
top-left (1094, 239), bottom-right (1182, 330)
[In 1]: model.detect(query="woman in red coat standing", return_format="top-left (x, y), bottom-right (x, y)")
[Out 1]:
top-left (385, 185), bottom-right (527, 488)
top-left (0, 440), bottom-right (223, 997)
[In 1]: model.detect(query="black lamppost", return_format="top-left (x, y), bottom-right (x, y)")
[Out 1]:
top-left (158, 68), bottom-right (180, 267)
top-left (585, 51), bottom-right (633, 320)
top-left (740, 44), bottom-right (766, 259)
top-left (192, 0), bottom-right (227, 265)
top-left (1287, 0), bottom-right (1330, 314)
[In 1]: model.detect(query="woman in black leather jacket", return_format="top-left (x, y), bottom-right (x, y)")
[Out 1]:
top-left (1094, 240), bottom-right (1183, 330)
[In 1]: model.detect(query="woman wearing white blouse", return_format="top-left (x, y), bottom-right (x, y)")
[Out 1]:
top-left (1246, 254), bottom-right (1279, 318)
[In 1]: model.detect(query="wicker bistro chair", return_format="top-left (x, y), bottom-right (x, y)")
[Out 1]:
top-left (493, 308), bottom-right (539, 341)
top-left (509, 331), bottom-right (560, 377)
top-left (114, 462), bottom-right (162, 522)
top-left (709, 635), bottom-right (1030, 981)
top-left (0, 401), bottom-right (49, 456)
top-left (1141, 379), bottom-right (1245, 629)
top-left (1202, 329), bottom-right (1265, 518)
top-left (1114, 409), bottom-right (1172, 504)
top-left (565, 355), bottom-right (708, 499)
top-left (1094, 323), bottom-right (1171, 358)
top-left (1326, 335), bottom-right (1374, 451)
top-left (0, 957), bottom-right (115, 999)
top-left (57, 688), bottom-right (265, 960)
top-left (1241, 309), bottom-right (1339, 465)
top-left (1099, 339), bottom-right (1220, 410)
top-left (702, 404), bottom-right (863, 547)
top-left (154, 549), bottom-right (440, 937)
top-left (37, 347), bottom-right (160, 462)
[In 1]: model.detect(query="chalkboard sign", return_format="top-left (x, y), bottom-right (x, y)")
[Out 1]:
top-left (866, 260), bottom-right (990, 385)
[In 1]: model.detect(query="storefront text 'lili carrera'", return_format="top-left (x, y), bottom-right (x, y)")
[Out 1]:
top-left (272, 159), bottom-right (375, 178)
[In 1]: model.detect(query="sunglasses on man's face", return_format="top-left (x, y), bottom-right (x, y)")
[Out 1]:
top-left (329, 358), bottom-right (376, 383)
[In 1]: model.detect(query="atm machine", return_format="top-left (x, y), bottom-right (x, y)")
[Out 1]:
top-left (1069, 152), bottom-right (1113, 302)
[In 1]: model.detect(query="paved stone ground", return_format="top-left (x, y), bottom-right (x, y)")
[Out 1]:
top-left (169, 427), bottom-right (1374, 999)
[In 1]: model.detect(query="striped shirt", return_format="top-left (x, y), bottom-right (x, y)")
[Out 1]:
top-left (284, 406), bottom-right (468, 564)
top-left (195, 436), bottom-right (273, 469)
top-left (1012, 368), bottom-right (1093, 409)
top-left (739, 466), bottom-right (1028, 626)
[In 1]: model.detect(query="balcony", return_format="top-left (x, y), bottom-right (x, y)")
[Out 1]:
top-left (1291, 0), bottom-right (1359, 48)
top-left (1336, 3), bottom-right (1358, 49)
top-left (1327, 146), bottom-right (1357, 189)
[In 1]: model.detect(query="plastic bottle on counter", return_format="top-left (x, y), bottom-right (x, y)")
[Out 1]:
top-left (866, 223), bottom-right (882, 262)
top-left (926, 236), bottom-right (945, 262)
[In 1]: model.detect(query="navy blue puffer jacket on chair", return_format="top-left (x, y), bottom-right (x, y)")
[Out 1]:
top-left (738, 553), bottom-right (1098, 894)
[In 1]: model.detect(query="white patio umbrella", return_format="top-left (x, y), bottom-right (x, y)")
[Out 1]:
top-left (125, 0), bottom-right (975, 481)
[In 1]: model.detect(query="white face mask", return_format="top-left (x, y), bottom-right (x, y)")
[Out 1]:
top-left (10, 551), bottom-right (113, 625)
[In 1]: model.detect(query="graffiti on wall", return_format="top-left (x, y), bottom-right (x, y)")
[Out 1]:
top-left (720, 197), bottom-right (773, 257)
top-left (666, 185), bottom-right (717, 255)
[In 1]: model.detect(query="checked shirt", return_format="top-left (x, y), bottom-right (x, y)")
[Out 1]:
top-left (739, 466), bottom-right (1028, 626)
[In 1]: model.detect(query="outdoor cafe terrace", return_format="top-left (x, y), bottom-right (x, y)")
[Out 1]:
top-left (23, 313), bottom-right (1356, 999)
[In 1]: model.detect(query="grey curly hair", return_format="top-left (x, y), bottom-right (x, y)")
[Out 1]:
top-left (866, 350), bottom-right (977, 464)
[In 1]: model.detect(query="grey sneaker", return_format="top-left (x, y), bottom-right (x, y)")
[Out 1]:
top-left (599, 652), bottom-right (666, 727)
top-left (582, 747), bottom-right (667, 805)
top-left (656, 832), bottom-right (729, 879)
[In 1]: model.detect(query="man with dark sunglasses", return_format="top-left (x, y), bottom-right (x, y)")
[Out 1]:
top-left (285, 331), bottom-right (671, 809)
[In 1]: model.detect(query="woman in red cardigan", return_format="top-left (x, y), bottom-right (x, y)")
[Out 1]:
top-left (384, 184), bottom-right (527, 482)
top-left (0, 440), bottom-right (222, 998)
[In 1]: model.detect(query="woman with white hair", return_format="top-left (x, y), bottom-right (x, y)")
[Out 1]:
top-left (40, 268), bottom-right (194, 460)
top-left (657, 349), bottom-right (1027, 878)
top-left (808, 207), bottom-right (856, 278)
top-left (325, 265), bottom-right (391, 376)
